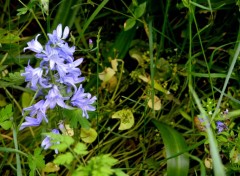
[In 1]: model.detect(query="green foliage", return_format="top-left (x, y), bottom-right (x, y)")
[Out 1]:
top-left (124, 1), bottom-right (147, 31)
top-left (45, 133), bottom-right (74, 152)
top-left (62, 109), bottom-right (91, 129)
top-left (21, 92), bottom-right (33, 108)
top-left (0, 28), bottom-right (20, 44)
top-left (124, 18), bottom-right (136, 31)
top-left (80, 127), bottom-right (98, 143)
top-left (2, 71), bottom-right (25, 86)
top-left (28, 148), bottom-right (45, 176)
top-left (73, 142), bottom-right (88, 155)
top-left (73, 154), bottom-right (125, 176)
top-left (0, 104), bottom-right (13, 130)
top-left (17, 1), bottom-right (36, 16)
top-left (134, 2), bottom-right (147, 18)
top-left (53, 152), bottom-right (74, 165)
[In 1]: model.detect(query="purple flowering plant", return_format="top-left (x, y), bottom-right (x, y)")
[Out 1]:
top-left (20, 24), bottom-right (97, 152)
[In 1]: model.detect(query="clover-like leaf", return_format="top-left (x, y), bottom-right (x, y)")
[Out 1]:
top-left (112, 109), bottom-right (134, 130)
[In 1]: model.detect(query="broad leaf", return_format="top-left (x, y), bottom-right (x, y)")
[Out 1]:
top-left (152, 119), bottom-right (189, 176)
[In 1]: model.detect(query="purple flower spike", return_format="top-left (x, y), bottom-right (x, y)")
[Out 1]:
top-left (71, 85), bottom-right (97, 118)
top-left (21, 64), bottom-right (43, 90)
top-left (19, 116), bottom-right (42, 130)
top-left (21, 63), bottom-right (51, 90)
top-left (24, 34), bottom-right (43, 53)
top-left (23, 100), bottom-right (48, 123)
top-left (44, 85), bottom-right (72, 109)
top-left (41, 129), bottom-right (60, 154)
top-left (48, 24), bottom-right (70, 46)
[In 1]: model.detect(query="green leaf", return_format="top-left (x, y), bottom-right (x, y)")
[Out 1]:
top-left (28, 148), bottom-right (45, 176)
top-left (62, 109), bottom-right (90, 129)
top-left (17, 7), bottom-right (29, 16)
top-left (0, 121), bottom-right (12, 130)
top-left (0, 104), bottom-right (13, 130)
top-left (53, 152), bottom-right (74, 165)
top-left (134, 2), bottom-right (147, 18)
top-left (73, 142), bottom-right (88, 155)
top-left (33, 148), bottom-right (45, 169)
top-left (112, 109), bottom-right (134, 130)
top-left (0, 94), bottom-right (7, 107)
top-left (0, 28), bottom-right (21, 44)
top-left (106, 27), bottom-right (136, 60)
top-left (2, 71), bottom-right (25, 85)
top-left (114, 169), bottom-right (129, 176)
top-left (152, 119), bottom-right (189, 176)
top-left (73, 154), bottom-right (119, 176)
top-left (80, 128), bottom-right (98, 143)
top-left (42, 162), bottom-right (60, 173)
top-left (124, 18), bottom-right (136, 31)
top-left (47, 134), bottom-right (74, 152)
top-left (21, 92), bottom-right (33, 108)
top-left (43, 132), bottom-right (74, 152)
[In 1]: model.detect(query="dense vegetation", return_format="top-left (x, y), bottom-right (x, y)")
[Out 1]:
top-left (1, 0), bottom-right (240, 175)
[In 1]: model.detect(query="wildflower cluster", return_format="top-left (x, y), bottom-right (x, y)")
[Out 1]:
top-left (20, 24), bottom-right (96, 152)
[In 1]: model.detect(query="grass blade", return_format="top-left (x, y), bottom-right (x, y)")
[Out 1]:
top-left (189, 85), bottom-right (226, 176)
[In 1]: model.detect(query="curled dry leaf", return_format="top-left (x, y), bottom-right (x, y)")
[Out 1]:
top-left (147, 95), bottom-right (161, 110)
top-left (204, 158), bottom-right (213, 169)
top-left (111, 59), bottom-right (118, 72)
top-left (64, 124), bottom-right (74, 137)
top-left (99, 67), bottom-right (115, 82)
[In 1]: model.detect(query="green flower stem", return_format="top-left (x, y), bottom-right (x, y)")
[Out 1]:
top-left (12, 124), bottom-right (22, 176)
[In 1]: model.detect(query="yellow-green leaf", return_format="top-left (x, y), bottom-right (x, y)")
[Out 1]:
top-left (99, 67), bottom-right (115, 82)
top-left (21, 92), bottom-right (33, 108)
top-left (80, 128), bottom-right (98, 143)
top-left (43, 162), bottom-right (60, 173)
top-left (147, 95), bottom-right (161, 110)
top-left (112, 109), bottom-right (134, 130)
top-left (0, 94), bottom-right (7, 107)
